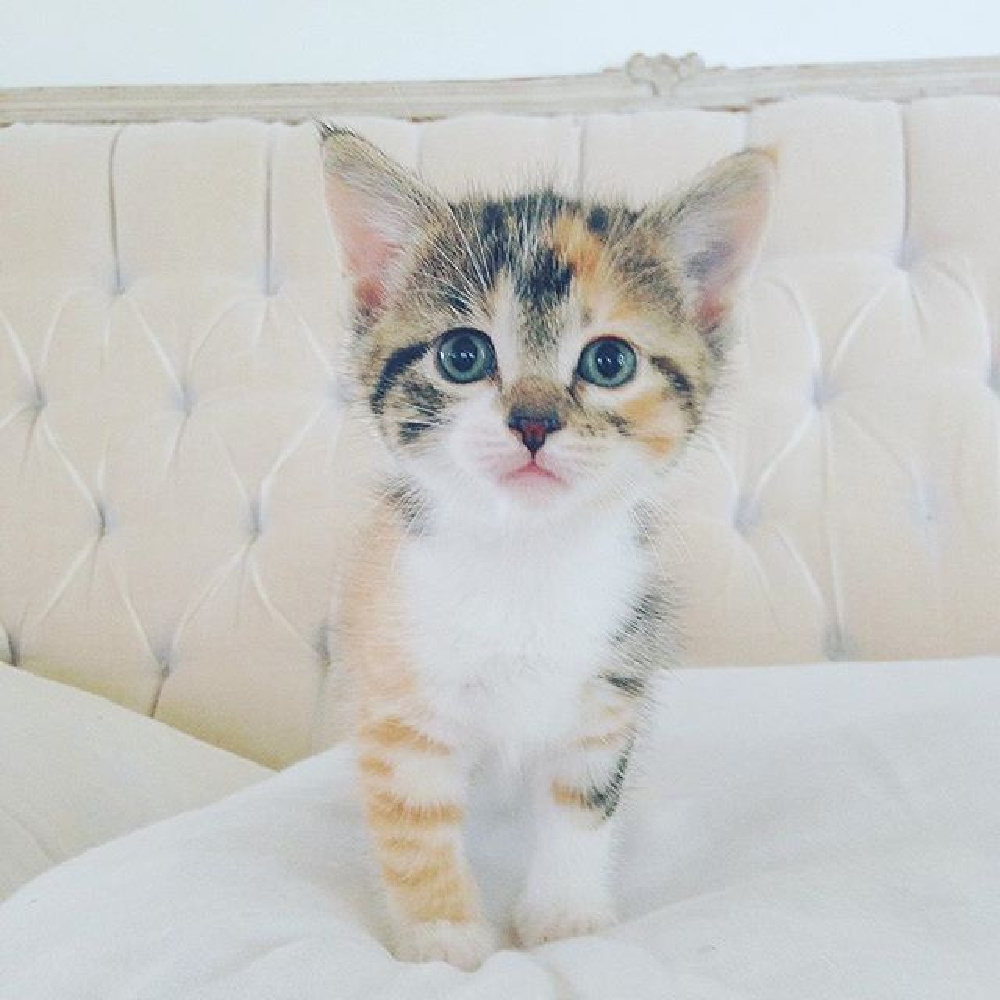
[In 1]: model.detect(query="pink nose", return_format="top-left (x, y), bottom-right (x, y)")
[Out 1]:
top-left (508, 408), bottom-right (561, 456)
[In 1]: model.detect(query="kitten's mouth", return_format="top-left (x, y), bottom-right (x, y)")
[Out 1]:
top-left (499, 460), bottom-right (565, 488)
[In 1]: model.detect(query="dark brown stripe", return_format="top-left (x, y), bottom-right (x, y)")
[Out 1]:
top-left (370, 341), bottom-right (432, 413)
top-left (586, 736), bottom-right (635, 819)
top-left (612, 590), bottom-right (663, 645)
top-left (604, 672), bottom-right (646, 697)
top-left (648, 355), bottom-right (694, 404)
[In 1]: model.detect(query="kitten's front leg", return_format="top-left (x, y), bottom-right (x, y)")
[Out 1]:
top-left (358, 715), bottom-right (495, 970)
top-left (515, 684), bottom-right (637, 948)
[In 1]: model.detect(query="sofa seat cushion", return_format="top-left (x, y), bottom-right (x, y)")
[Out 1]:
top-left (0, 663), bottom-right (270, 899)
top-left (1, 658), bottom-right (998, 998)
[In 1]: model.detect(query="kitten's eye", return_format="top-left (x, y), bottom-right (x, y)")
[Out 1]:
top-left (577, 337), bottom-right (637, 388)
top-left (436, 328), bottom-right (496, 384)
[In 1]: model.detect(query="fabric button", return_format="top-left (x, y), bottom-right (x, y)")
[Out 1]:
top-left (248, 498), bottom-right (265, 539)
top-left (175, 384), bottom-right (196, 414)
top-left (314, 624), bottom-right (333, 671)
top-left (811, 373), bottom-right (837, 409)
top-left (732, 493), bottom-right (761, 534)
top-left (95, 504), bottom-right (115, 537)
top-left (154, 643), bottom-right (174, 679)
top-left (897, 236), bottom-right (917, 269)
top-left (988, 360), bottom-right (1000, 394)
top-left (5, 631), bottom-right (20, 667)
top-left (823, 625), bottom-right (853, 662)
top-left (912, 482), bottom-right (939, 527)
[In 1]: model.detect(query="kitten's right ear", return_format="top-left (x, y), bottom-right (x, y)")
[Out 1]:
top-left (318, 124), bottom-right (441, 316)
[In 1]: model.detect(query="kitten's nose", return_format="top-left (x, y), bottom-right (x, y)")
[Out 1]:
top-left (508, 407), bottom-right (562, 456)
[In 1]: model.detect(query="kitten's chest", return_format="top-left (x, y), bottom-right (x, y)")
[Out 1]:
top-left (398, 520), bottom-right (645, 744)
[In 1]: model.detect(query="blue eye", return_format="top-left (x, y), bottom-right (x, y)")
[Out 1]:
top-left (436, 328), bottom-right (496, 384)
top-left (577, 338), bottom-right (637, 388)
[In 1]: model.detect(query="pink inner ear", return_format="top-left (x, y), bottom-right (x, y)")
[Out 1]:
top-left (326, 173), bottom-right (401, 315)
top-left (355, 276), bottom-right (384, 313)
top-left (349, 235), bottom-right (399, 314)
top-left (696, 292), bottom-right (727, 332)
top-left (688, 207), bottom-right (765, 333)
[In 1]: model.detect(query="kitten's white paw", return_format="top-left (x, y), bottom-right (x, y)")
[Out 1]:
top-left (393, 920), bottom-right (497, 971)
top-left (514, 900), bottom-right (617, 948)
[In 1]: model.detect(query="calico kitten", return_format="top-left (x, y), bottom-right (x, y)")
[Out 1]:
top-left (320, 125), bottom-right (773, 970)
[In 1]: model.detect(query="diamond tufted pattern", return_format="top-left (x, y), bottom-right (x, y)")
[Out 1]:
top-left (2, 99), bottom-right (999, 766)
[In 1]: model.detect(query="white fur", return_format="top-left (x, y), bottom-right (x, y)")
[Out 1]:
top-left (383, 394), bottom-right (658, 964)
top-left (321, 133), bottom-right (773, 968)
top-left (515, 795), bottom-right (620, 947)
top-left (397, 502), bottom-right (647, 761)
top-left (393, 919), bottom-right (497, 972)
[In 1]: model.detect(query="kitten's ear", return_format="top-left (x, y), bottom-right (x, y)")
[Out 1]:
top-left (644, 149), bottom-right (775, 338)
top-left (318, 124), bottom-right (442, 316)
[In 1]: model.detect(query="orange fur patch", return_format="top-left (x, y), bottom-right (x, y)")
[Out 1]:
top-left (377, 834), bottom-right (478, 923)
top-left (551, 781), bottom-right (591, 811)
top-left (361, 717), bottom-right (451, 756)
top-left (616, 390), bottom-right (680, 458)
top-left (551, 213), bottom-right (604, 282)
top-left (382, 861), bottom-right (477, 922)
top-left (358, 754), bottom-right (394, 779)
top-left (551, 212), bottom-right (622, 320)
top-left (381, 832), bottom-right (431, 854)
top-left (367, 789), bottom-right (464, 830)
top-left (617, 388), bottom-right (667, 427)
top-left (339, 500), bottom-right (419, 708)
top-left (638, 433), bottom-right (677, 458)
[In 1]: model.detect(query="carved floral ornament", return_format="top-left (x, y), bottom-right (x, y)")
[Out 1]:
top-left (622, 52), bottom-right (709, 96)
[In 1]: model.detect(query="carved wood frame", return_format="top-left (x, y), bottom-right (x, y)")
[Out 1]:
top-left (2, 53), bottom-right (999, 124)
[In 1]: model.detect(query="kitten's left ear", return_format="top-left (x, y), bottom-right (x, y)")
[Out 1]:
top-left (318, 124), bottom-right (444, 317)
top-left (645, 149), bottom-right (775, 339)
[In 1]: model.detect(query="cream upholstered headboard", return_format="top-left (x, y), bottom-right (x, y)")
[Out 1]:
top-left (2, 56), bottom-right (1000, 766)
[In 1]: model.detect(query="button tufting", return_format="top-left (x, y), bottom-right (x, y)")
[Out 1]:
top-left (314, 623), bottom-right (334, 671)
top-left (95, 503), bottom-right (116, 538)
top-left (988, 360), bottom-right (1000, 395)
top-left (29, 384), bottom-right (47, 412)
top-left (5, 631), bottom-right (20, 667)
top-left (811, 372), bottom-right (837, 409)
top-left (153, 642), bottom-right (174, 679)
top-left (823, 625), bottom-right (853, 662)
top-left (248, 497), bottom-right (265, 539)
top-left (732, 493), bottom-right (761, 534)
top-left (175, 384), bottom-right (196, 415)
top-left (912, 482), bottom-right (939, 527)
top-left (897, 236), bottom-right (917, 270)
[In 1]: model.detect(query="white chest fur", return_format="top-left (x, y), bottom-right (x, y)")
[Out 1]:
top-left (397, 508), bottom-right (648, 757)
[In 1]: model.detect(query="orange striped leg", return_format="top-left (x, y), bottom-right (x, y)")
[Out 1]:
top-left (358, 716), bottom-right (494, 970)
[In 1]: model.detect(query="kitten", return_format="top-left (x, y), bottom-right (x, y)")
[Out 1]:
top-left (320, 125), bottom-right (773, 970)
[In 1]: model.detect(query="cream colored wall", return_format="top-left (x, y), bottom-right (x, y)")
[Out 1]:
top-left (0, 0), bottom-right (997, 87)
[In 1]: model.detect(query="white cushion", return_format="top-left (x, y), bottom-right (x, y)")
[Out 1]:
top-left (1, 658), bottom-right (998, 998)
top-left (2, 102), bottom-right (1000, 765)
top-left (0, 663), bottom-right (269, 899)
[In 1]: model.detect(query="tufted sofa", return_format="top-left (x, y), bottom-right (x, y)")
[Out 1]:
top-left (3, 91), bottom-right (1000, 996)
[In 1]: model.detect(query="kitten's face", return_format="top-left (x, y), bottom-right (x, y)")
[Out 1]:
top-left (321, 128), bottom-right (773, 522)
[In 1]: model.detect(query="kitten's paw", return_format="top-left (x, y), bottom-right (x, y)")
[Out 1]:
top-left (514, 901), bottom-right (617, 948)
top-left (393, 920), bottom-right (497, 971)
